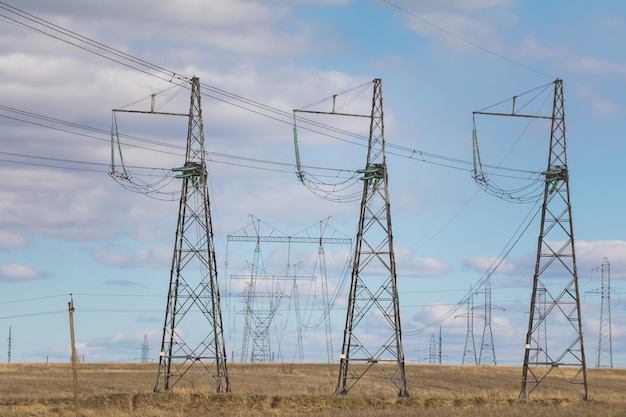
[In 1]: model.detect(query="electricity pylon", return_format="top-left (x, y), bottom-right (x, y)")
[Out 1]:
top-left (335, 78), bottom-right (409, 397)
top-left (7, 326), bottom-right (11, 364)
top-left (228, 216), bottom-right (350, 363)
top-left (516, 79), bottom-right (588, 399)
top-left (238, 240), bottom-right (286, 363)
top-left (459, 287), bottom-right (478, 365)
top-left (428, 333), bottom-right (438, 364)
top-left (590, 258), bottom-right (613, 368)
top-left (477, 275), bottom-right (504, 365)
top-left (154, 77), bottom-right (229, 393)
top-left (474, 79), bottom-right (588, 398)
top-left (141, 334), bottom-right (149, 363)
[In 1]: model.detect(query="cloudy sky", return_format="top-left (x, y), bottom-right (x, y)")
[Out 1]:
top-left (1, 0), bottom-right (626, 374)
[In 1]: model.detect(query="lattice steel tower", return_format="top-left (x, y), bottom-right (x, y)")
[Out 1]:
top-left (593, 257), bottom-right (613, 368)
top-left (235, 227), bottom-right (286, 363)
top-left (7, 326), bottom-right (11, 364)
top-left (335, 78), bottom-right (408, 397)
top-left (478, 276), bottom-right (504, 365)
top-left (228, 216), bottom-right (350, 364)
top-left (154, 77), bottom-right (229, 393)
top-left (518, 79), bottom-right (589, 399)
top-left (459, 287), bottom-right (478, 366)
top-left (428, 333), bottom-right (438, 364)
top-left (141, 334), bottom-right (150, 363)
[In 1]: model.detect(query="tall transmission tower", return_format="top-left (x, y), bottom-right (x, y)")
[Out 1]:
top-left (514, 79), bottom-right (588, 399)
top-left (7, 326), bottom-right (11, 364)
top-left (428, 334), bottom-right (438, 364)
top-left (228, 216), bottom-right (350, 363)
top-left (474, 79), bottom-right (588, 398)
top-left (334, 78), bottom-right (409, 397)
top-left (477, 276), bottom-right (504, 365)
top-left (428, 327), bottom-right (443, 365)
top-left (459, 287), bottom-right (478, 365)
top-left (232, 222), bottom-right (286, 363)
top-left (439, 326), bottom-right (443, 365)
top-left (237, 244), bottom-right (286, 364)
top-left (153, 77), bottom-right (230, 393)
top-left (141, 334), bottom-right (149, 363)
top-left (589, 258), bottom-right (613, 368)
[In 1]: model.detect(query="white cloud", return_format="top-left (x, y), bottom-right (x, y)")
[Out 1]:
top-left (0, 263), bottom-right (42, 282)
top-left (0, 231), bottom-right (29, 250)
top-left (464, 255), bottom-right (516, 274)
top-left (590, 98), bottom-right (623, 116)
top-left (399, 0), bottom-right (516, 55)
top-left (575, 240), bottom-right (626, 279)
top-left (517, 34), bottom-right (567, 62)
top-left (92, 246), bottom-right (171, 269)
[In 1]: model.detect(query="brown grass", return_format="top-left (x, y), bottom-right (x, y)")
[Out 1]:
top-left (0, 362), bottom-right (624, 416)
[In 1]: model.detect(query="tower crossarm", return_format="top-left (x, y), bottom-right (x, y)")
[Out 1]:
top-left (231, 274), bottom-right (315, 281)
top-left (227, 235), bottom-right (351, 245)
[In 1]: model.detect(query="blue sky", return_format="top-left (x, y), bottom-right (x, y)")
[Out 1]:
top-left (1, 0), bottom-right (626, 372)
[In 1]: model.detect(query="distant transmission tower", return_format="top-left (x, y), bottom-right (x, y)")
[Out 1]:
top-left (332, 79), bottom-right (408, 396)
top-left (229, 216), bottom-right (350, 363)
top-left (428, 334), bottom-right (437, 364)
top-left (7, 326), bottom-right (11, 364)
top-left (439, 326), bottom-right (443, 365)
top-left (232, 220), bottom-right (286, 363)
top-left (589, 258), bottom-right (613, 368)
top-left (500, 79), bottom-right (587, 399)
top-left (458, 287), bottom-right (478, 365)
top-left (153, 77), bottom-right (229, 392)
top-left (141, 334), bottom-right (149, 363)
top-left (239, 256), bottom-right (286, 363)
top-left (477, 276), bottom-right (504, 365)
top-left (428, 327), bottom-right (443, 365)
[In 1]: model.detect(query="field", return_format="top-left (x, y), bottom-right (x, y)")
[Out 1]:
top-left (1, 362), bottom-right (625, 416)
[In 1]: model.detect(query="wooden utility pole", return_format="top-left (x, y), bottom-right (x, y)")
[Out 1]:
top-left (68, 296), bottom-right (80, 417)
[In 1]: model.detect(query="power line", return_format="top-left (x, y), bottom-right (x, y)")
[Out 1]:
top-left (382, 0), bottom-right (555, 80)
top-left (1, 101), bottom-right (526, 180)
top-left (0, 310), bottom-right (66, 320)
top-left (0, 2), bottom-right (186, 84)
top-left (0, 4), bottom-right (541, 181)
top-left (404, 199), bottom-right (541, 335)
top-left (0, 294), bottom-right (68, 304)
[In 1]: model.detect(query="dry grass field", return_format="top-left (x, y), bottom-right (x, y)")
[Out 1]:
top-left (0, 362), bottom-right (625, 416)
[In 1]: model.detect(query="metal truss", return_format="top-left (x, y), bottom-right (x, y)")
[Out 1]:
top-left (518, 79), bottom-right (589, 399)
top-left (589, 258), bottom-right (613, 368)
top-left (228, 216), bottom-right (351, 363)
top-left (154, 77), bottom-right (230, 393)
top-left (335, 78), bottom-right (409, 397)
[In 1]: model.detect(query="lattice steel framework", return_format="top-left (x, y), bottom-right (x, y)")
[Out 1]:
top-left (154, 77), bottom-right (229, 393)
top-left (237, 232), bottom-right (286, 363)
top-left (228, 217), bottom-right (350, 363)
top-left (428, 334), bottom-right (438, 365)
top-left (593, 258), bottom-right (613, 368)
top-left (533, 287), bottom-right (548, 365)
top-left (141, 334), bottom-right (150, 363)
top-left (478, 276), bottom-right (504, 365)
top-left (460, 287), bottom-right (478, 366)
top-left (518, 79), bottom-right (589, 399)
top-left (7, 326), bottom-right (11, 364)
top-left (335, 78), bottom-right (408, 397)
